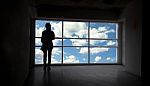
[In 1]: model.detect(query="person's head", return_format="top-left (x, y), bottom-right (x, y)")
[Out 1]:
top-left (45, 23), bottom-right (51, 30)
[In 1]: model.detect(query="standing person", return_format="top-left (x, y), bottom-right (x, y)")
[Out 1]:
top-left (41, 23), bottom-right (55, 71)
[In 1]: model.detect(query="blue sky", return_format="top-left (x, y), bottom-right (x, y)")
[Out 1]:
top-left (35, 20), bottom-right (118, 64)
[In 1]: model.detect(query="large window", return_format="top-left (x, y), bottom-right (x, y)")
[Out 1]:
top-left (34, 19), bottom-right (119, 64)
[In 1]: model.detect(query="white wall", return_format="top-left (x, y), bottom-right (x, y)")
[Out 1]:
top-left (120, 0), bottom-right (142, 76)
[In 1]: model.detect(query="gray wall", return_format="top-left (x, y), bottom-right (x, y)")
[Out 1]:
top-left (120, 0), bottom-right (142, 76)
top-left (0, 0), bottom-right (36, 86)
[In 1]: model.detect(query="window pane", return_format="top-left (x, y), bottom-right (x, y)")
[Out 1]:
top-left (90, 40), bottom-right (117, 46)
top-left (35, 47), bottom-right (43, 64)
top-left (51, 47), bottom-right (62, 64)
top-left (35, 20), bottom-right (46, 37)
top-left (90, 22), bottom-right (118, 39)
top-left (63, 47), bottom-right (88, 64)
top-left (63, 39), bottom-right (88, 46)
top-left (35, 47), bottom-right (62, 64)
top-left (63, 21), bottom-right (88, 38)
top-left (53, 39), bottom-right (62, 46)
top-left (90, 47), bottom-right (117, 63)
top-left (35, 20), bottom-right (62, 38)
top-left (35, 38), bottom-right (62, 46)
top-left (35, 38), bottom-right (42, 46)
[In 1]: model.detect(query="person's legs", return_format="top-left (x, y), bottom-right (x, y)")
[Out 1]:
top-left (48, 49), bottom-right (52, 71)
top-left (43, 50), bottom-right (47, 71)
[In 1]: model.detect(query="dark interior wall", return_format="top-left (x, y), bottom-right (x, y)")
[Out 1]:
top-left (1, 0), bottom-right (36, 86)
top-left (36, 5), bottom-right (119, 20)
top-left (119, 0), bottom-right (142, 76)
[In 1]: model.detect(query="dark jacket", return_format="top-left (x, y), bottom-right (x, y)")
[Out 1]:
top-left (41, 29), bottom-right (55, 51)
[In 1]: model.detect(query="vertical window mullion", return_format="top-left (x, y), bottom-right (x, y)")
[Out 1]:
top-left (88, 22), bottom-right (90, 64)
top-left (62, 21), bottom-right (64, 64)
top-left (117, 23), bottom-right (121, 64)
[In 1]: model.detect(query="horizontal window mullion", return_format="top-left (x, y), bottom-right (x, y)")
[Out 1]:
top-left (62, 46), bottom-right (88, 47)
top-left (35, 37), bottom-right (118, 40)
top-left (89, 38), bottom-right (118, 40)
top-left (63, 38), bottom-right (88, 39)
top-left (63, 46), bottom-right (118, 47)
top-left (35, 37), bottom-right (41, 38)
top-left (35, 46), bottom-right (63, 47)
top-left (35, 46), bottom-right (118, 48)
top-left (90, 46), bottom-right (118, 48)
top-left (35, 37), bottom-right (63, 39)
top-left (35, 46), bottom-right (88, 47)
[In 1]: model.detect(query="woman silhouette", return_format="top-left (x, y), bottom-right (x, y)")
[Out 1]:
top-left (41, 23), bottom-right (55, 71)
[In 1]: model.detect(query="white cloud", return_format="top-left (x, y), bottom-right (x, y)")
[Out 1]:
top-left (106, 57), bottom-right (111, 60)
top-left (35, 48), bottom-right (43, 55)
top-left (95, 56), bottom-right (102, 62)
top-left (105, 29), bottom-right (115, 33)
top-left (70, 39), bottom-right (88, 46)
top-left (90, 26), bottom-right (116, 39)
top-left (36, 24), bottom-right (39, 28)
top-left (75, 29), bottom-right (88, 38)
top-left (51, 22), bottom-right (62, 38)
top-left (51, 44), bottom-right (62, 64)
top-left (110, 58), bottom-right (115, 62)
top-left (90, 40), bottom-right (106, 46)
top-left (35, 59), bottom-right (43, 64)
top-left (35, 38), bottom-right (42, 46)
top-left (52, 39), bottom-right (62, 46)
top-left (79, 47), bottom-right (88, 54)
top-left (35, 48), bottom-right (43, 64)
top-left (35, 37), bottom-right (62, 46)
top-left (35, 48), bottom-right (61, 64)
top-left (89, 27), bottom-right (116, 46)
top-left (36, 21), bottom-right (62, 38)
top-left (107, 41), bottom-right (116, 46)
top-left (36, 22), bottom-right (62, 46)
top-left (98, 27), bottom-right (107, 32)
top-left (63, 22), bottom-right (88, 38)
top-left (83, 58), bottom-right (86, 61)
top-left (90, 28), bottom-right (108, 39)
top-left (63, 55), bottom-right (79, 63)
top-left (36, 22), bottom-right (115, 39)
top-left (52, 48), bottom-right (61, 56)
top-left (97, 25), bottom-right (115, 34)
top-left (90, 48), bottom-right (109, 54)
top-left (35, 27), bottom-right (45, 37)
top-left (79, 47), bottom-right (109, 54)
top-left (51, 57), bottom-right (61, 64)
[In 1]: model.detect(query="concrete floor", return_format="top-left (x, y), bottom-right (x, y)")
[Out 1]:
top-left (24, 65), bottom-right (142, 86)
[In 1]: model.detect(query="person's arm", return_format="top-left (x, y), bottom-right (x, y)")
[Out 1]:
top-left (41, 31), bottom-right (44, 43)
top-left (51, 31), bottom-right (55, 40)
top-left (53, 31), bottom-right (55, 40)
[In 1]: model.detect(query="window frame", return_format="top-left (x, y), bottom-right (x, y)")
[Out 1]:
top-left (32, 18), bottom-right (122, 65)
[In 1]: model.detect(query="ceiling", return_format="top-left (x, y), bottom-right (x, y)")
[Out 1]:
top-left (34, 0), bottom-right (134, 20)
top-left (35, 0), bottom-right (133, 11)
